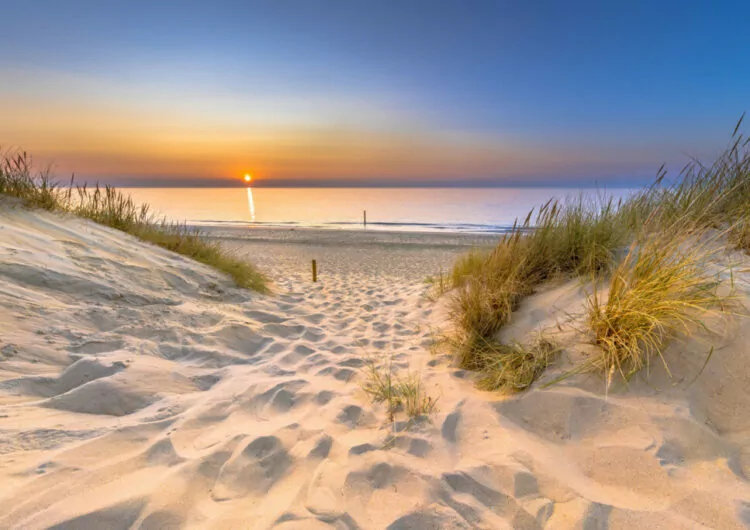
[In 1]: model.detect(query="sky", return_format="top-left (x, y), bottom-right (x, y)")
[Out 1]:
top-left (1, 0), bottom-right (749, 187)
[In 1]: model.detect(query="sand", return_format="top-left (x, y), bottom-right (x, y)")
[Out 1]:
top-left (1, 204), bottom-right (749, 529)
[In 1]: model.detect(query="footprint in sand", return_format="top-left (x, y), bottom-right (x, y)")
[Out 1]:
top-left (212, 435), bottom-right (292, 500)
top-left (308, 435), bottom-right (334, 459)
top-left (442, 406), bottom-right (462, 444)
top-left (262, 322), bottom-right (306, 339)
top-left (244, 310), bottom-right (288, 324)
top-left (336, 405), bottom-right (366, 428)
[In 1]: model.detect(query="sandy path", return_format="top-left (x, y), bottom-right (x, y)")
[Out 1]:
top-left (1, 207), bottom-right (749, 529)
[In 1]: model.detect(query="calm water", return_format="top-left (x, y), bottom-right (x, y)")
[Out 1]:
top-left (124, 187), bottom-right (635, 234)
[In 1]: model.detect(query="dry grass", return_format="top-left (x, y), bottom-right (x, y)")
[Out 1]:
top-left (450, 195), bottom-right (629, 369)
top-left (448, 117), bottom-right (749, 390)
top-left (472, 337), bottom-right (560, 393)
top-left (586, 224), bottom-right (725, 380)
top-left (0, 153), bottom-right (62, 210)
top-left (0, 151), bottom-right (268, 292)
top-left (450, 248), bottom-right (490, 288)
top-left (424, 268), bottom-right (449, 301)
top-left (361, 359), bottom-right (438, 421)
top-left (729, 212), bottom-right (750, 252)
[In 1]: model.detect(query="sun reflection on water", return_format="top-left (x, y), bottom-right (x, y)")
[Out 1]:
top-left (246, 187), bottom-right (256, 222)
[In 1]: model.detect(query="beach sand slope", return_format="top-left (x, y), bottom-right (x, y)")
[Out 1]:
top-left (1, 205), bottom-right (749, 529)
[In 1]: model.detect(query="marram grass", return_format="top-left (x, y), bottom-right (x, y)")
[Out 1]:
top-left (729, 212), bottom-right (750, 252)
top-left (450, 248), bottom-right (491, 288)
top-left (473, 336), bottom-right (559, 393)
top-left (449, 194), bottom-right (630, 367)
top-left (0, 151), bottom-right (268, 293)
top-left (448, 118), bottom-right (749, 390)
top-left (586, 223), bottom-right (725, 380)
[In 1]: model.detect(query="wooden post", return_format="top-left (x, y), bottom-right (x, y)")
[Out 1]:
top-left (312, 259), bottom-right (317, 282)
top-left (364, 210), bottom-right (367, 229)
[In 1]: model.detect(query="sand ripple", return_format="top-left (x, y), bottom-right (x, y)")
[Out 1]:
top-left (1, 208), bottom-right (749, 528)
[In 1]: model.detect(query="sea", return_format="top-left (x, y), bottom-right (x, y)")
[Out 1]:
top-left (124, 187), bottom-right (636, 234)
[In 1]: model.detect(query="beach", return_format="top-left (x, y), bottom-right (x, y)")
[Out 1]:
top-left (1, 204), bottom-right (750, 529)
top-left (201, 225), bottom-right (499, 280)
top-left (4, 0), bottom-right (749, 527)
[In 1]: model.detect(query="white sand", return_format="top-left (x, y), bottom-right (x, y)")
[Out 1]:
top-left (1, 204), bottom-right (749, 529)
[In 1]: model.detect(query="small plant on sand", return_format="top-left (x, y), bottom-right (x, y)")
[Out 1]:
top-left (0, 151), bottom-right (268, 292)
top-left (361, 359), bottom-right (437, 421)
top-left (450, 334), bottom-right (559, 393)
top-left (474, 337), bottom-right (560, 392)
top-left (585, 225), bottom-right (725, 380)
top-left (424, 268), bottom-right (449, 301)
top-left (398, 372), bottom-right (438, 418)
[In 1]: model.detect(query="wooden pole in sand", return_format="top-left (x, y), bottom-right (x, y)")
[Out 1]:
top-left (312, 259), bottom-right (317, 282)
top-left (364, 210), bottom-right (367, 229)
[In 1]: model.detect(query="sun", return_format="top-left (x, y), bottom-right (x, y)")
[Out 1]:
top-left (244, 174), bottom-right (252, 183)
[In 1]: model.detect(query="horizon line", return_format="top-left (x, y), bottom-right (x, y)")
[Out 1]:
top-left (75, 180), bottom-right (649, 189)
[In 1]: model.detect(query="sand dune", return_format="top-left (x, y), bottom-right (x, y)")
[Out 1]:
top-left (1, 205), bottom-right (749, 529)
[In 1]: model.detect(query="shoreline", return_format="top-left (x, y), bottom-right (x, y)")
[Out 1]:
top-left (199, 224), bottom-right (502, 247)
top-left (192, 220), bottom-right (516, 236)
top-left (202, 225), bottom-right (498, 280)
top-left (200, 224), bottom-right (500, 251)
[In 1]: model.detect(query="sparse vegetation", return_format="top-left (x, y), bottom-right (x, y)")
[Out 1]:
top-left (424, 268), bottom-right (449, 301)
top-left (0, 151), bottom-right (268, 292)
top-left (472, 336), bottom-right (559, 393)
top-left (362, 359), bottom-right (437, 421)
top-left (447, 117), bottom-right (749, 390)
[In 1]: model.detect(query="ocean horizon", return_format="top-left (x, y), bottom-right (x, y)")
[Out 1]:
top-left (125, 186), bottom-right (637, 234)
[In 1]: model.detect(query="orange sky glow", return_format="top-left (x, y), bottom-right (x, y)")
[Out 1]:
top-left (0, 68), bottom-right (675, 187)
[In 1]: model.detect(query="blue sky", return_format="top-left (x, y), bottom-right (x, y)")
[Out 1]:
top-left (1, 0), bottom-right (748, 186)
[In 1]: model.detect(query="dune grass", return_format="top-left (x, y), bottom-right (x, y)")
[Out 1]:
top-left (450, 248), bottom-right (491, 288)
top-left (729, 212), bottom-right (750, 252)
top-left (585, 223), bottom-right (725, 380)
top-left (361, 359), bottom-right (438, 421)
top-left (448, 118), bottom-right (749, 390)
top-left (0, 151), bottom-right (268, 292)
top-left (424, 268), bottom-right (449, 301)
top-left (470, 336), bottom-right (559, 392)
top-left (450, 195), bottom-right (630, 368)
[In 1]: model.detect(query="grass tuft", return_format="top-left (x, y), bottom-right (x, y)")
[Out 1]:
top-left (0, 150), bottom-right (268, 292)
top-left (362, 359), bottom-right (438, 421)
top-left (447, 117), bottom-right (749, 390)
top-left (424, 268), bottom-right (449, 301)
top-left (585, 223), bottom-right (725, 380)
top-left (472, 337), bottom-right (559, 393)
top-left (449, 195), bottom-right (628, 372)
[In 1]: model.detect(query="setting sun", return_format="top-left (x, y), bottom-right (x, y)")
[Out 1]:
top-left (244, 174), bottom-right (252, 182)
